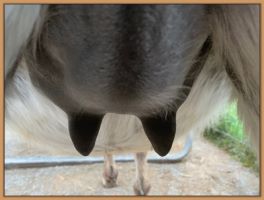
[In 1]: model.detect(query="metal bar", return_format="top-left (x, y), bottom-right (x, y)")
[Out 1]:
top-left (5, 137), bottom-right (192, 170)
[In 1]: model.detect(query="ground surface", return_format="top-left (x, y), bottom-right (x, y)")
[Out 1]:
top-left (5, 134), bottom-right (259, 196)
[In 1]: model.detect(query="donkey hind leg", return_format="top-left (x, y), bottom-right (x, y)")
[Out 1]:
top-left (102, 153), bottom-right (119, 188)
top-left (133, 152), bottom-right (151, 195)
top-left (211, 5), bottom-right (259, 159)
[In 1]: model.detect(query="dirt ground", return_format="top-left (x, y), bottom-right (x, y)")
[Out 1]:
top-left (5, 134), bottom-right (259, 196)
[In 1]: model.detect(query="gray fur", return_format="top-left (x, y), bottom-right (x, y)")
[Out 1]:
top-left (5, 5), bottom-right (41, 79)
top-left (5, 4), bottom-right (260, 195)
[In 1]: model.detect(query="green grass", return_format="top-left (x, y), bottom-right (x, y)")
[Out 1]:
top-left (203, 102), bottom-right (258, 173)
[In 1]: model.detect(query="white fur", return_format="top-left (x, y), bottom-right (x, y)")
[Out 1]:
top-left (5, 5), bottom-right (259, 160)
top-left (5, 55), bottom-right (231, 156)
top-left (5, 5), bottom-right (41, 78)
top-left (210, 5), bottom-right (260, 157)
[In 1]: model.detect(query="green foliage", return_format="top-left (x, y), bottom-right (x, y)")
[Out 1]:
top-left (203, 102), bottom-right (258, 173)
top-left (217, 102), bottom-right (244, 141)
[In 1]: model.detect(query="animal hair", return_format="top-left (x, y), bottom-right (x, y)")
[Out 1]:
top-left (210, 5), bottom-right (260, 158)
top-left (5, 5), bottom-right (259, 161)
top-left (5, 5), bottom-right (41, 79)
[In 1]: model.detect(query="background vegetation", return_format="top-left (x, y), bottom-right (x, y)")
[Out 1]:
top-left (203, 102), bottom-right (258, 173)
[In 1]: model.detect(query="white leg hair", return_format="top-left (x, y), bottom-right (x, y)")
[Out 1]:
top-left (133, 152), bottom-right (151, 195)
top-left (102, 153), bottom-right (118, 188)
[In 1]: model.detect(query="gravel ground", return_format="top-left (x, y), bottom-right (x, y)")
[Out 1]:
top-left (5, 135), bottom-right (259, 196)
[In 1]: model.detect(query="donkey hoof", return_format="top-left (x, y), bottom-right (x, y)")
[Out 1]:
top-left (102, 166), bottom-right (118, 188)
top-left (133, 179), bottom-right (151, 195)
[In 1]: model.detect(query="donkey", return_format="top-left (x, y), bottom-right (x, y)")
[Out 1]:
top-left (5, 5), bottom-right (259, 195)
